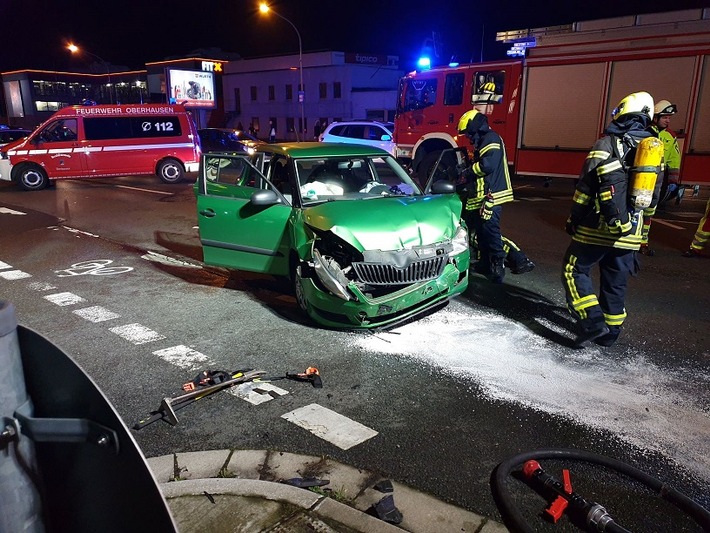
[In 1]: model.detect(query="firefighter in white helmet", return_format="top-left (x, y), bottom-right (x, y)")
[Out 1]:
top-left (456, 109), bottom-right (522, 283)
top-left (562, 91), bottom-right (663, 347)
top-left (639, 100), bottom-right (682, 255)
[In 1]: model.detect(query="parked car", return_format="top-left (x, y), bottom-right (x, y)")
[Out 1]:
top-left (0, 126), bottom-right (32, 148)
top-left (319, 120), bottom-right (396, 156)
top-left (197, 128), bottom-right (265, 154)
top-left (194, 142), bottom-right (469, 329)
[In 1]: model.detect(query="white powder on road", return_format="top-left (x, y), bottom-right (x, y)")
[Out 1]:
top-left (354, 308), bottom-right (710, 483)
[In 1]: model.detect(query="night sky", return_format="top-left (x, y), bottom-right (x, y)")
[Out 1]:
top-left (2, 0), bottom-right (708, 73)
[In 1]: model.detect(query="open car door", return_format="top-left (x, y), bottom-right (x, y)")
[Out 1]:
top-left (423, 147), bottom-right (469, 194)
top-left (195, 153), bottom-right (292, 276)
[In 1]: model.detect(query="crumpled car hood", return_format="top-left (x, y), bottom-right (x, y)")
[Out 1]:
top-left (303, 195), bottom-right (462, 252)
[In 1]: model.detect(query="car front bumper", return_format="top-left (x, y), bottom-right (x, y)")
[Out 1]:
top-left (300, 254), bottom-right (469, 329)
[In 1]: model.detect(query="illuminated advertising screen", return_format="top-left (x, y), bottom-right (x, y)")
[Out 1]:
top-left (166, 69), bottom-right (216, 109)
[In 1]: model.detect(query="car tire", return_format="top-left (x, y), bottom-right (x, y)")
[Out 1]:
top-left (292, 265), bottom-right (309, 314)
top-left (157, 158), bottom-right (185, 184)
top-left (17, 164), bottom-right (49, 191)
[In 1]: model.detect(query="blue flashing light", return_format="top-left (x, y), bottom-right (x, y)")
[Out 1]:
top-left (417, 57), bottom-right (431, 70)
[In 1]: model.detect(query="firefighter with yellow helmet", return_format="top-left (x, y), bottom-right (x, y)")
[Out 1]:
top-left (639, 99), bottom-right (682, 255)
top-left (456, 109), bottom-right (518, 283)
top-left (562, 91), bottom-right (663, 347)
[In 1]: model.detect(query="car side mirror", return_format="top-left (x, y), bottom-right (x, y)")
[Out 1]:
top-left (250, 189), bottom-right (280, 206)
top-left (431, 180), bottom-right (455, 194)
top-left (381, 135), bottom-right (392, 141)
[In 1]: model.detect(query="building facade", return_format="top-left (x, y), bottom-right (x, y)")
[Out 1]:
top-left (222, 51), bottom-right (402, 141)
top-left (2, 51), bottom-right (403, 138)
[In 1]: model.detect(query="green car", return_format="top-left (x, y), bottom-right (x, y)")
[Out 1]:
top-left (194, 142), bottom-right (469, 329)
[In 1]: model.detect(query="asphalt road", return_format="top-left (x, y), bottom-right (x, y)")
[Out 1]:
top-left (1, 174), bottom-right (708, 532)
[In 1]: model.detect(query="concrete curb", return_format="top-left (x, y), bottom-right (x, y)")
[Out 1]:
top-left (147, 450), bottom-right (508, 533)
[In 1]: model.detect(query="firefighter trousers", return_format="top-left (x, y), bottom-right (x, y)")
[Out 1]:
top-left (689, 198), bottom-right (710, 252)
top-left (561, 241), bottom-right (636, 333)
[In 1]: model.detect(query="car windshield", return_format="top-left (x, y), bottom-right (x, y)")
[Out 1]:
top-left (231, 131), bottom-right (259, 142)
top-left (294, 155), bottom-right (421, 206)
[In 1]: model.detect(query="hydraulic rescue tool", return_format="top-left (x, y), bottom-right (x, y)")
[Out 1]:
top-left (133, 367), bottom-right (323, 430)
top-left (133, 369), bottom-right (266, 430)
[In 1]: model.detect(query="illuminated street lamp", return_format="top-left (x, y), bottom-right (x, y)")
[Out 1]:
top-left (67, 43), bottom-right (114, 104)
top-left (259, 3), bottom-right (304, 142)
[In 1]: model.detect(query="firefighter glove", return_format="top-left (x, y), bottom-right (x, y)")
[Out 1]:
top-left (480, 195), bottom-right (494, 221)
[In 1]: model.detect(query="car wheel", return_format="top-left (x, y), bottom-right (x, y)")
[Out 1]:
top-left (292, 264), bottom-right (309, 314)
top-left (157, 158), bottom-right (185, 184)
top-left (17, 164), bottom-right (49, 191)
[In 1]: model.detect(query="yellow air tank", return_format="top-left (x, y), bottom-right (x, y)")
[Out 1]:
top-left (630, 137), bottom-right (664, 210)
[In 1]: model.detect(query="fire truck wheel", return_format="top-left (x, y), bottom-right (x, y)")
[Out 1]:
top-left (157, 158), bottom-right (185, 184)
top-left (17, 164), bottom-right (49, 191)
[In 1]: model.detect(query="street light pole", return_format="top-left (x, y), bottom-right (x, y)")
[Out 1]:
top-left (259, 4), bottom-right (304, 142)
top-left (67, 44), bottom-right (114, 104)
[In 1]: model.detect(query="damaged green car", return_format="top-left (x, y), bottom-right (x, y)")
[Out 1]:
top-left (194, 142), bottom-right (469, 329)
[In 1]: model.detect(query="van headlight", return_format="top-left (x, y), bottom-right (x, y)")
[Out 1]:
top-left (313, 248), bottom-right (352, 301)
top-left (451, 225), bottom-right (468, 256)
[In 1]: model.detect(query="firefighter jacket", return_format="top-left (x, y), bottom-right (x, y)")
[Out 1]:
top-left (568, 120), bottom-right (662, 251)
top-left (651, 125), bottom-right (681, 184)
top-left (461, 113), bottom-right (514, 210)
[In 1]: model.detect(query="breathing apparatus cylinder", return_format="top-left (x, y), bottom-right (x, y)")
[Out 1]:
top-left (630, 136), bottom-right (663, 210)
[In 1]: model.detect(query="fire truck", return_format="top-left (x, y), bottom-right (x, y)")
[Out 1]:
top-left (394, 9), bottom-right (710, 187)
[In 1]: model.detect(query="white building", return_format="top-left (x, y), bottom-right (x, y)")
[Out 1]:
top-left (222, 51), bottom-right (403, 141)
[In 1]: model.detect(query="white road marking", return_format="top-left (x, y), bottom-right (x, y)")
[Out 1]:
top-left (27, 281), bottom-right (58, 291)
top-left (141, 251), bottom-right (201, 268)
top-left (0, 207), bottom-right (26, 215)
top-left (281, 404), bottom-right (378, 450)
top-left (44, 292), bottom-right (86, 306)
top-left (230, 381), bottom-right (289, 405)
top-left (73, 306), bottom-right (121, 323)
top-left (109, 323), bottom-right (166, 345)
top-left (0, 261), bottom-right (12, 270)
top-left (152, 345), bottom-right (210, 370)
top-left (115, 185), bottom-right (174, 196)
top-left (0, 270), bottom-right (31, 280)
top-left (61, 226), bottom-right (100, 238)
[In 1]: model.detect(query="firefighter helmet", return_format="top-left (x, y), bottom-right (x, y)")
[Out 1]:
top-left (457, 109), bottom-right (480, 134)
top-left (654, 100), bottom-right (677, 117)
top-left (480, 81), bottom-right (496, 94)
top-left (611, 92), bottom-right (654, 121)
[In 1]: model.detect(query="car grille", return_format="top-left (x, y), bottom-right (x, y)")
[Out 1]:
top-left (352, 256), bottom-right (447, 285)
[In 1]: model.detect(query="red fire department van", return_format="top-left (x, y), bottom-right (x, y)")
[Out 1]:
top-left (0, 104), bottom-right (201, 190)
top-left (395, 9), bottom-right (710, 187)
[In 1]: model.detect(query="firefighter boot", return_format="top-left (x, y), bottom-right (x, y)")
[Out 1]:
top-left (594, 326), bottom-right (621, 347)
top-left (574, 320), bottom-right (610, 348)
top-left (488, 257), bottom-right (505, 284)
top-left (510, 258), bottom-right (536, 274)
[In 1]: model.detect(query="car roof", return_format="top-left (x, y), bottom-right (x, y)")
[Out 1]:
top-left (327, 120), bottom-right (392, 127)
top-left (258, 142), bottom-right (390, 158)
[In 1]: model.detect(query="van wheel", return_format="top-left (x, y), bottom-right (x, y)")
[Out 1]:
top-left (157, 159), bottom-right (184, 184)
top-left (17, 164), bottom-right (49, 191)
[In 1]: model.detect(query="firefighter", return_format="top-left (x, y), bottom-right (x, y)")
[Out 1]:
top-left (562, 92), bottom-right (662, 347)
top-left (640, 99), bottom-right (682, 255)
top-left (456, 109), bottom-right (516, 283)
top-left (683, 198), bottom-right (710, 257)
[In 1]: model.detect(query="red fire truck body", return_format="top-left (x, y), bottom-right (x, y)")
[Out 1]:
top-left (394, 9), bottom-right (710, 185)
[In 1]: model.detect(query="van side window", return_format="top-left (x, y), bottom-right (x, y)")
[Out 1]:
top-left (84, 116), bottom-right (182, 140)
top-left (39, 119), bottom-right (78, 142)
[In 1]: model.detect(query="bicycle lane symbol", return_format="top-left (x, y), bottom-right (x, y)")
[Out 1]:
top-left (55, 260), bottom-right (134, 277)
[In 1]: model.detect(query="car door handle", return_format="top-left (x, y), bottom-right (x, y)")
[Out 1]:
top-left (199, 209), bottom-right (216, 218)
